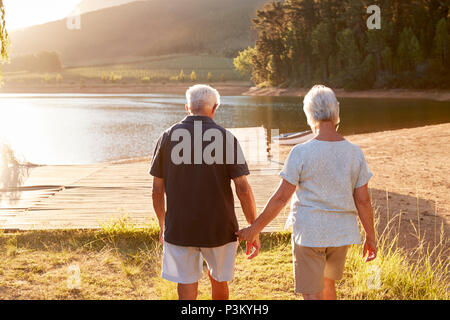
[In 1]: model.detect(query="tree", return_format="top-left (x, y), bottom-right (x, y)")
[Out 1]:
top-left (233, 46), bottom-right (256, 78)
top-left (0, 0), bottom-right (8, 63)
top-left (336, 28), bottom-right (361, 74)
top-left (433, 18), bottom-right (449, 69)
top-left (311, 22), bottom-right (333, 82)
top-left (190, 71), bottom-right (197, 82)
top-left (178, 70), bottom-right (185, 82)
top-left (397, 27), bottom-right (421, 72)
top-left (252, 1), bottom-right (287, 86)
top-left (381, 46), bottom-right (393, 74)
top-left (237, 0), bottom-right (450, 89)
top-left (0, 0), bottom-right (8, 86)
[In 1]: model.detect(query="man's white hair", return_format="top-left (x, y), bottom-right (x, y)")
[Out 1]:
top-left (303, 85), bottom-right (340, 127)
top-left (186, 84), bottom-right (221, 114)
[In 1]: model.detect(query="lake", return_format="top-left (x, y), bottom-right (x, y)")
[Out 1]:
top-left (0, 93), bottom-right (449, 165)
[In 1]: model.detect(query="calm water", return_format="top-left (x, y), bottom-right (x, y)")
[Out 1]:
top-left (0, 93), bottom-right (449, 165)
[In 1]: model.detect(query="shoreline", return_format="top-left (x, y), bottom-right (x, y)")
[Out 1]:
top-left (244, 86), bottom-right (450, 101)
top-left (7, 123), bottom-right (448, 251)
top-left (1, 83), bottom-right (449, 101)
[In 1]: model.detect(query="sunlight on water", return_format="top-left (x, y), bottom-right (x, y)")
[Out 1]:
top-left (0, 94), bottom-right (449, 165)
top-left (0, 143), bottom-right (30, 207)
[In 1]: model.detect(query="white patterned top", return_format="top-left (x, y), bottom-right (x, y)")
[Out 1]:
top-left (280, 139), bottom-right (372, 247)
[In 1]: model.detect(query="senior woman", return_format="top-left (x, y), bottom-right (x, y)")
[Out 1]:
top-left (236, 85), bottom-right (377, 300)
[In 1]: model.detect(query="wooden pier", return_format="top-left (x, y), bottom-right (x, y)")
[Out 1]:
top-left (0, 127), bottom-right (288, 232)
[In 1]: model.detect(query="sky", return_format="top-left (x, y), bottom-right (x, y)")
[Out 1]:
top-left (4, 0), bottom-right (82, 30)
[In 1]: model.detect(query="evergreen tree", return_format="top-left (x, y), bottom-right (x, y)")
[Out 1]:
top-left (433, 18), bottom-right (449, 69)
top-left (235, 0), bottom-right (450, 89)
top-left (397, 27), bottom-right (421, 72)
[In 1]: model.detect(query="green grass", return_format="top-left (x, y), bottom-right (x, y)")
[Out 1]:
top-left (0, 215), bottom-right (447, 300)
top-left (66, 54), bottom-right (242, 82)
top-left (2, 54), bottom-right (244, 85)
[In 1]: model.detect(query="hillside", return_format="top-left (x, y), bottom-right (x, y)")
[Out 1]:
top-left (9, 0), bottom-right (267, 67)
top-left (77, 0), bottom-right (140, 14)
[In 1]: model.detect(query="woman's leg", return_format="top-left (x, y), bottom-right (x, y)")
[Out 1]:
top-left (301, 278), bottom-right (336, 300)
top-left (322, 277), bottom-right (337, 300)
top-left (302, 292), bottom-right (323, 300)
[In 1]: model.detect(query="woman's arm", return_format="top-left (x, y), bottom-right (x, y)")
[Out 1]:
top-left (353, 183), bottom-right (377, 262)
top-left (236, 179), bottom-right (296, 242)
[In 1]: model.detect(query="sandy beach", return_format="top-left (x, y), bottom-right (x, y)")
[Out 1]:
top-left (278, 123), bottom-right (450, 250)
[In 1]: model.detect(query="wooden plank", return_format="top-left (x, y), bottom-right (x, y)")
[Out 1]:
top-left (0, 127), bottom-right (286, 232)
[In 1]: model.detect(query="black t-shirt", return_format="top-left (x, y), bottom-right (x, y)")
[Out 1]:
top-left (149, 115), bottom-right (249, 247)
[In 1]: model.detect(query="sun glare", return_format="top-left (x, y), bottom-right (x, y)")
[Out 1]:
top-left (4, 0), bottom-right (81, 30)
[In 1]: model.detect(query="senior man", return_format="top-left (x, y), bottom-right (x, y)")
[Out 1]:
top-left (150, 84), bottom-right (260, 300)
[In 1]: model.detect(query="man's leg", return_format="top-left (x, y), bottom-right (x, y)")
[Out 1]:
top-left (201, 242), bottom-right (238, 300)
top-left (208, 271), bottom-right (229, 300)
top-left (178, 282), bottom-right (199, 300)
top-left (322, 277), bottom-right (337, 300)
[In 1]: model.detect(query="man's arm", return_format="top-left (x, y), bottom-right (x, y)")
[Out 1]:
top-left (233, 175), bottom-right (257, 224)
top-left (233, 175), bottom-right (259, 259)
top-left (353, 183), bottom-right (377, 262)
top-left (152, 177), bottom-right (166, 243)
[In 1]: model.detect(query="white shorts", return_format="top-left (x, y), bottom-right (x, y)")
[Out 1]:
top-left (162, 241), bottom-right (238, 284)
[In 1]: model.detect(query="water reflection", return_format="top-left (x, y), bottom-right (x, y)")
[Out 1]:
top-left (0, 143), bottom-right (29, 207)
top-left (0, 94), bottom-right (448, 165)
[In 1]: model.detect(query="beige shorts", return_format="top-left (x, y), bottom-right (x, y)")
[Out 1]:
top-left (162, 241), bottom-right (238, 284)
top-left (292, 241), bottom-right (349, 294)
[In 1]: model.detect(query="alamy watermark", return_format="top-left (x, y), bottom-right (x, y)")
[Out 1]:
top-left (367, 5), bottom-right (381, 30)
top-left (66, 264), bottom-right (81, 290)
top-left (366, 265), bottom-right (382, 290)
top-left (168, 121), bottom-right (281, 175)
top-left (66, 7), bottom-right (81, 30)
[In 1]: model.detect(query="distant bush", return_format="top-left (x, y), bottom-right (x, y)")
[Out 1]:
top-left (43, 73), bottom-right (51, 84)
top-left (178, 70), bottom-right (185, 82)
top-left (190, 71), bottom-right (197, 82)
top-left (5, 51), bottom-right (62, 73)
top-left (101, 73), bottom-right (108, 84)
top-left (109, 72), bottom-right (122, 83)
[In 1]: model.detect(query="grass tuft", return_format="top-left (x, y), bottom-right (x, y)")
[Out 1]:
top-left (0, 212), bottom-right (448, 300)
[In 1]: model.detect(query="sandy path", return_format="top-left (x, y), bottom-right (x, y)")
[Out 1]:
top-left (278, 123), bottom-right (450, 250)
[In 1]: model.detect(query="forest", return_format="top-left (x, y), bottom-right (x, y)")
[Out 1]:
top-left (234, 0), bottom-right (450, 89)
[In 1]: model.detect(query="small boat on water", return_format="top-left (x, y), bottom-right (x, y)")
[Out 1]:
top-left (272, 130), bottom-right (314, 145)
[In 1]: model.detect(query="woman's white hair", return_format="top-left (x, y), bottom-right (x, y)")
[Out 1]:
top-left (186, 84), bottom-right (221, 114)
top-left (303, 85), bottom-right (340, 127)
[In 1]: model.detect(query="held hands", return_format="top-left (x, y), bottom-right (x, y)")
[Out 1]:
top-left (235, 225), bottom-right (261, 259)
top-left (363, 236), bottom-right (377, 262)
